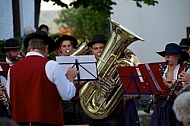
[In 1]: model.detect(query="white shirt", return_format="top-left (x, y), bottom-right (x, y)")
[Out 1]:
top-left (163, 64), bottom-right (190, 80)
top-left (6, 52), bottom-right (76, 100)
top-left (0, 57), bottom-right (13, 71)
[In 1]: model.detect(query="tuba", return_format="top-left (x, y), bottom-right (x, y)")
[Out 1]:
top-left (79, 20), bottom-right (144, 119)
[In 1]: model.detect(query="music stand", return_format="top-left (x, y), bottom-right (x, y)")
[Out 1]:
top-left (117, 62), bottom-right (167, 95)
top-left (56, 55), bottom-right (98, 81)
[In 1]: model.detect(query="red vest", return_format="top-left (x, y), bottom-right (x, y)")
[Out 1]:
top-left (0, 59), bottom-right (10, 79)
top-left (10, 56), bottom-right (63, 125)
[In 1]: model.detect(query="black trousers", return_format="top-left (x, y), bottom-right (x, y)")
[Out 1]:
top-left (18, 122), bottom-right (62, 126)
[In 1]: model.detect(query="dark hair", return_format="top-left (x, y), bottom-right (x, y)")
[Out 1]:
top-left (0, 118), bottom-right (19, 126)
top-left (38, 24), bottom-right (49, 32)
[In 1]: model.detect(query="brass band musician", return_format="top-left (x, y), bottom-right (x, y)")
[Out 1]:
top-left (56, 35), bottom-right (83, 125)
top-left (149, 43), bottom-right (189, 126)
top-left (0, 38), bottom-right (22, 72)
top-left (178, 38), bottom-right (190, 91)
top-left (6, 31), bottom-right (78, 126)
top-left (82, 34), bottom-right (126, 126)
top-left (0, 38), bottom-right (22, 118)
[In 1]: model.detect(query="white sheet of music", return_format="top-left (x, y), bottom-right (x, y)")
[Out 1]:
top-left (56, 55), bottom-right (98, 80)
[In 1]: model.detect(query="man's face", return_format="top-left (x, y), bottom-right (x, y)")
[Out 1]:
top-left (91, 43), bottom-right (105, 60)
top-left (59, 40), bottom-right (73, 56)
top-left (6, 49), bottom-right (21, 62)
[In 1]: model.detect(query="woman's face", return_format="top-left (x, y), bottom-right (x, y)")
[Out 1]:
top-left (59, 40), bottom-right (73, 56)
top-left (164, 53), bottom-right (180, 65)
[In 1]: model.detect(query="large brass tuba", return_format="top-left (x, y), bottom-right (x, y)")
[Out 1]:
top-left (79, 20), bottom-right (144, 119)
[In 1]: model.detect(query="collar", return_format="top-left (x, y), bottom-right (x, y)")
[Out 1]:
top-left (5, 57), bottom-right (13, 66)
top-left (26, 52), bottom-right (45, 58)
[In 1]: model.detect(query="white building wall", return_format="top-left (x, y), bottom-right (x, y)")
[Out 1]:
top-left (0, 0), bottom-right (35, 40)
top-left (111, 0), bottom-right (190, 63)
top-left (20, 0), bottom-right (35, 36)
top-left (0, 0), bottom-right (14, 40)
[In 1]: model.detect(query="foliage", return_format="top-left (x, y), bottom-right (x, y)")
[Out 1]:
top-left (134, 0), bottom-right (158, 7)
top-left (54, 6), bottom-right (110, 42)
top-left (43, 0), bottom-right (158, 15)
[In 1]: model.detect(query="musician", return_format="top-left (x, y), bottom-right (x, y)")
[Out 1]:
top-left (55, 35), bottom-right (85, 125)
top-left (149, 43), bottom-right (189, 126)
top-left (178, 38), bottom-right (190, 88)
top-left (82, 34), bottom-right (126, 126)
top-left (87, 34), bottom-right (107, 60)
top-left (179, 38), bottom-right (190, 56)
top-left (0, 38), bottom-right (21, 72)
top-left (56, 35), bottom-right (78, 56)
top-left (173, 92), bottom-right (190, 126)
top-left (0, 38), bottom-right (21, 118)
top-left (6, 30), bottom-right (78, 126)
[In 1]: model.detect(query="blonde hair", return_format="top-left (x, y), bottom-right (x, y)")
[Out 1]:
top-left (28, 38), bottom-right (47, 51)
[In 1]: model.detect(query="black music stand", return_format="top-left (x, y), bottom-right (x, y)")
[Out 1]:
top-left (117, 62), bottom-right (167, 95)
top-left (56, 55), bottom-right (98, 81)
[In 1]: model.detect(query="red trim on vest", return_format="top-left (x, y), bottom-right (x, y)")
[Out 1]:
top-left (10, 56), bottom-right (63, 125)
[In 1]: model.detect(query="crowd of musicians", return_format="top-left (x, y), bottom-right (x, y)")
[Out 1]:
top-left (0, 24), bottom-right (190, 126)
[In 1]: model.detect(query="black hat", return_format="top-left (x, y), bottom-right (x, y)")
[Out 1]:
top-left (87, 34), bottom-right (107, 47)
top-left (38, 24), bottom-right (49, 32)
top-left (156, 43), bottom-right (189, 62)
top-left (56, 35), bottom-right (78, 49)
top-left (24, 30), bottom-right (56, 53)
top-left (179, 38), bottom-right (190, 48)
top-left (4, 38), bottom-right (21, 50)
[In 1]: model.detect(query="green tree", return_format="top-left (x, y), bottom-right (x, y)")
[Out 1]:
top-left (43, 0), bottom-right (158, 15)
top-left (54, 6), bottom-right (110, 41)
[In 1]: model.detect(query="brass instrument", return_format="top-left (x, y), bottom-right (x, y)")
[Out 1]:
top-left (79, 20), bottom-right (144, 119)
top-left (71, 37), bottom-right (90, 56)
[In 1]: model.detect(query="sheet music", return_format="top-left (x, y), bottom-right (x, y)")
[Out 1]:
top-left (56, 55), bottom-right (98, 80)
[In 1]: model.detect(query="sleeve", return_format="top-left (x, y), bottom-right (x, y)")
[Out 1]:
top-left (5, 69), bottom-right (10, 98)
top-left (45, 60), bottom-right (76, 100)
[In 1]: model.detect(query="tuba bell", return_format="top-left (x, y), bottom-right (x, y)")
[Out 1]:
top-left (79, 20), bottom-right (144, 119)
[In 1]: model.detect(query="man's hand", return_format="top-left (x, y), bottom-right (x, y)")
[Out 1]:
top-left (66, 67), bottom-right (79, 83)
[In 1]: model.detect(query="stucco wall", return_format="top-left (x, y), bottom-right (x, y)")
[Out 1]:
top-left (0, 0), bottom-right (13, 40)
top-left (0, 0), bottom-right (35, 40)
top-left (20, 0), bottom-right (35, 37)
